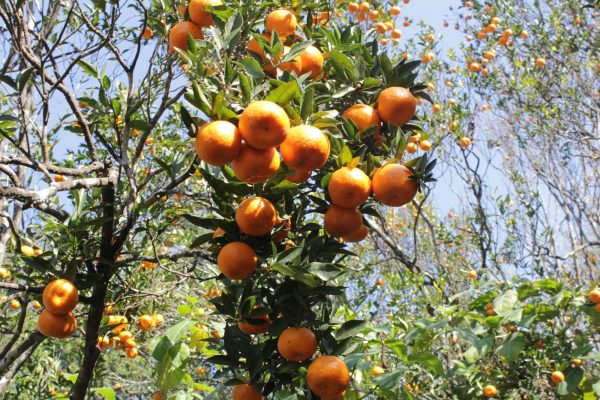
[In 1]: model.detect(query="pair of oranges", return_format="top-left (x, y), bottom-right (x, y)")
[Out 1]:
top-left (37, 279), bottom-right (79, 339)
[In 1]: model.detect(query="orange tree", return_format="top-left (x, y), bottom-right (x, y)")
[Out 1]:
top-left (0, 0), bottom-right (437, 397)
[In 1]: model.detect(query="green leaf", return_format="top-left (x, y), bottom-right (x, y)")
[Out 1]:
top-left (329, 50), bottom-right (356, 82)
top-left (78, 60), bottom-right (98, 78)
top-left (18, 68), bottom-right (34, 91)
top-left (335, 320), bottom-right (365, 340)
top-left (308, 262), bottom-right (343, 281)
top-left (266, 81), bottom-right (299, 105)
top-left (533, 278), bottom-right (562, 294)
top-left (495, 332), bottom-right (527, 361)
top-left (409, 353), bottom-right (444, 376)
top-left (373, 369), bottom-right (404, 390)
top-left (239, 58), bottom-right (266, 80)
top-left (177, 304), bottom-right (193, 315)
top-left (91, 388), bottom-right (115, 400)
top-left (492, 289), bottom-right (518, 316)
top-left (300, 88), bottom-right (314, 122)
top-left (166, 319), bottom-right (197, 345)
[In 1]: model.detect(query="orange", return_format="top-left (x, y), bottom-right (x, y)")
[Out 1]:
top-left (391, 28), bottom-right (402, 38)
top-left (232, 383), bottom-right (262, 400)
top-left (265, 9), bottom-right (297, 38)
top-left (119, 330), bottom-right (133, 341)
top-left (212, 227), bottom-right (225, 238)
top-left (460, 137), bottom-right (472, 148)
top-left (371, 366), bottom-right (385, 376)
top-left (217, 242), bottom-right (258, 279)
top-left (535, 57), bottom-right (546, 68)
top-left (194, 121), bottom-right (241, 166)
top-left (142, 27), bottom-right (153, 39)
top-left (138, 315), bottom-right (155, 331)
top-left (406, 142), bottom-right (418, 154)
top-left (551, 371), bottom-right (565, 384)
top-left (589, 289), bottom-right (600, 303)
top-left (279, 46), bottom-right (303, 75)
top-left (124, 338), bottom-right (137, 348)
top-left (324, 205), bottom-right (363, 237)
top-left (168, 21), bottom-right (203, 53)
top-left (238, 101), bottom-right (290, 149)
top-left (238, 307), bottom-right (271, 335)
top-left (377, 87), bottom-right (417, 126)
top-left (343, 104), bottom-right (381, 136)
top-left (235, 197), bottom-right (278, 236)
top-left (347, 2), bottom-right (358, 12)
top-left (43, 279), bottom-right (79, 315)
top-left (328, 166), bottom-right (371, 208)
top-left (359, 1), bottom-right (370, 12)
top-left (38, 310), bottom-right (77, 338)
top-left (231, 144), bottom-right (280, 184)
top-left (419, 140), bottom-right (432, 151)
top-left (280, 125), bottom-right (330, 171)
top-left (390, 6), bottom-right (401, 15)
top-left (299, 46), bottom-right (324, 78)
top-left (188, 0), bottom-right (221, 27)
top-left (372, 164), bottom-right (417, 207)
top-left (126, 347), bottom-right (138, 358)
top-left (277, 327), bottom-right (318, 361)
top-left (483, 385), bottom-right (497, 398)
top-left (306, 355), bottom-right (350, 400)
top-left (342, 224), bottom-right (369, 243)
top-left (467, 270), bottom-right (477, 279)
top-left (286, 169), bottom-right (311, 183)
top-left (54, 174), bottom-right (66, 182)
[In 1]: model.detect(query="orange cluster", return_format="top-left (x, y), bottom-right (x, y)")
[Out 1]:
top-left (167, 0), bottom-right (223, 53)
top-left (37, 279), bottom-right (79, 339)
top-left (98, 313), bottom-right (164, 358)
top-left (468, 15), bottom-right (531, 76)
top-left (246, 10), bottom-right (325, 79)
top-left (346, 2), bottom-right (406, 46)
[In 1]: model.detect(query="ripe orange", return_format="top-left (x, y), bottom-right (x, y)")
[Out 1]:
top-left (279, 46), bottom-right (303, 75)
top-left (54, 174), bottom-right (66, 182)
top-left (324, 205), bottom-right (363, 237)
top-left (217, 242), bottom-right (258, 280)
top-left (306, 355), bottom-right (350, 399)
top-left (589, 289), bottom-right (600, 303)
top-left (280, 125), bottom-right (330, 171)
top-left (238, 308), bottom-right (271, 335)
top-left (343, 104), bottom-right (381, 136)
top-left (230, 144), bottom-right (280, 184)
top-left (9, 299), bottom-right (20, 309)
top-left (372, 164), bottom-right (417, 207)
top-left (277, 327), bottom-right (318, 361)
top-left (142, 27), bottom-right (153, 39)
top-left (265, 9), bottom-right (297, 38)
top-left (286, 169), bottom-right (311, 183)
top-left (551, 371), bottom-right (565, 384)
top-left (168, 21), bottom-right (203, 53)
top-left (194, 121), bottom-right (241, 166)
top-left (126, 347), bottom-right (138, 358)
top-left (535, 57), bottom-right (546, 68)
top-left (235, 197), bottom-right (278, 236)
top-left (467, 270), bottom-right (477, 279)
top-left (138, 315), bottom-right (155, 331)
top-left (419, 139), bottom-right (432, 152)
top-left (188, 0), bottom-right (221, 27)
top-left (359, 1), bottom-right (370, 12)
top-left (342, 224), bottom-right (369, 243)
top-left (406, 142), bottom-right (418, 153)
top-left (483, 385), bottom-right (497, 398)
top-left (328, 166), bottom-right (371, 208)
top-left (390, 6), bottom-right (401, 15)
top-left (391, 28), bottom-right (402, 39)
top-left (371, 366), bottom-right (385, 376)
top-left (347, 2), bottom-right (358, 12)
top-left (299, 46), bottom-right (324, 78)
top-left (376, 87), bottom-right (417, 126)
top-left (43, 279), bottom-right (79, 315)
top-left (238, 101), bottom-right (290, 149)
top-left (460, 137), bottom-right (472, 148)
top-left (232, 383), bottom-right (262, 400)
top-left (38, 310), bottom-right (77, 338)
top-left (119, 330), bottom-right (133, 341)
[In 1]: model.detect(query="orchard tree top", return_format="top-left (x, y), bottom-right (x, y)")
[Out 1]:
top-left (0, 0), bottom-right (599, 399)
